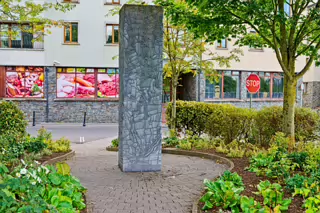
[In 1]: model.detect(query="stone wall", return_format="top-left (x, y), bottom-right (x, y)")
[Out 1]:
top-left (303, 81), bottom-right (320, 108)
top-left (46, 67), bottom-right (119, 123)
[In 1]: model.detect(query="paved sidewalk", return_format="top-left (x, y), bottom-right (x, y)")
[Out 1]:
top-left (67, 137), bottom-right (227, 213)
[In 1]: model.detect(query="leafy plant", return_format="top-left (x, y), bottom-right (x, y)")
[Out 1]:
top-left (255, 181), bottom-right (292, 212)
top-left (304, 195), bottom-right (320, 213)
top-left (240, 196), bottom-right (263, 213)
top-left (24, 136), bottom-right (47, 154)
top-left (163, 136), bottom-right (180, 147)
top-left (0, 101), bottom-right (28, 137)
top-left (111, 138), bottom-right (119, 148)
top-left (46, 137), bottom-right (71, 153)
top-left (200, 178), bottom-right (244, 212)
top-left (220, 171), bottom-right (244, 188)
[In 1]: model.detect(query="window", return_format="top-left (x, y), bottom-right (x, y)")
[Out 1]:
top-left (56, 68), bottom-right (119, 99)
top-left (106, 24), bottom-right (119, 44)
top-left (0, 23), bottom-right (33, 48)
top-left (249, 30), bottom-right (263, 50)
top-left (247, 72), bottom-right (284, 99)
top-left (64, 23), bottom-right (78, 43)
top-left (284, 1), bottom-right (290, 16)
top-left (205, 71), bottom-right (240, 99)
top-left (4, 66), bottom-right (45, 98)
top-left (217, 38), bottom-right (227, 48)
top-left (105, 0), bottom-right (120, 5)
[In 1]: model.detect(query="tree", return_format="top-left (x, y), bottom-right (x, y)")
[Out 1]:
top-left (109, 1), bottom-right (241, 132)
top-left (156, 0), bottom-right (320, 146)
top-left (0, 0), bottom-right (74, 41)
top-left (163, 20), bottom-right (241, 131)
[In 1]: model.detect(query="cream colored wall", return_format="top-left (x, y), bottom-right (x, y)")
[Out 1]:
top-left (303, 65), bottom-right (320, 82)
top-left (203, 39), bottom-right (307, 73)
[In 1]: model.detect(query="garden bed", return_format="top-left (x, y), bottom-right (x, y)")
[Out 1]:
top-left (195, 149), bottom-right (304, 213)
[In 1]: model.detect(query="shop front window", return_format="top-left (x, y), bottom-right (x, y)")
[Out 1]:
top-left (247, 72), bottom-right (283, 99)
top-left (205, 71), bottom-right (240, 99)
top-left (56, 67), bottom-right (119, 99)
top-left (5, 66), bottom-right (45, 98)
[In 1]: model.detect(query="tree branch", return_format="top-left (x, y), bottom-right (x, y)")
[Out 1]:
top-left (296, 41), bottom-right (320, 78)
top-left (295, 32), bottom-right (320, 58)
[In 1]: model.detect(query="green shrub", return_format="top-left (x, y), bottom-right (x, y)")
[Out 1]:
top-left (253, 106), bottom-right (284, 147)
top-left (166, 101), bottom-right (234, 135)
top-left (295, 107), bottom-right (320, 141)
top-left (253, 106), bottom-right (320, 146)
top-left (0, 101), bottom-right (28, 137)
top-left (46, 137), bottom-right (71, 153)
top-left (24, 136), bottom-right (47, 154)
top-left (167, 101), bottom-right (320, 147)
top-left (205, 107), bottom-right (255, 144)
top-left (163, 136), bottom-right (179, 147)
top-left (111, 138), bottom-right (119, 148)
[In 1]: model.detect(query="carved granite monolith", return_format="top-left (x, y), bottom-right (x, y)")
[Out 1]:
top-left (118, 5), bottom-right (163, 172)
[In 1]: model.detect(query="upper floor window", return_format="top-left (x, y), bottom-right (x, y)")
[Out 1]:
top-left (105, 0), bottom-right (120, 5)
top-left (249, 30), bottom-right (263, 50)
top-left (64, 23), bottom-right (78, 44)
top-left (0, 23), bottom-right (33, 49)
top-left (205, 71), bottom-right (240, 99)
top-left (106, 24), bottom-right (119, 44)
top-left (217, 38), bottom-right (227, 48)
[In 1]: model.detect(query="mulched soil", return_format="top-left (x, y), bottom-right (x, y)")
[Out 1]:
top-left (195, 149), bottom-right (304, 213)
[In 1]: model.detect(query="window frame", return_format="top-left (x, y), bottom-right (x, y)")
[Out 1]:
top-left (64, 22), bottom-right (79, 44)
top-left (216, 38), bottom-right (227, 49)
top-left (247, 72), bottom-right (284, 100)
top-left (205, 71), bottom-right (241, 100)
top-left (0, 23), bottom-right (33, 49)
top-left (56, 67), bottom-right (120, 100)
top-left (106, 24), bottom-right (119, 44)
top-left (248, 30), bottom-right (263, 50)
top-left (104, 0), bottom-right (120, 5)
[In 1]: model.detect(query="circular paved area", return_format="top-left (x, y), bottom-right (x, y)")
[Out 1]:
top-left (67, 137), bottom-right (228, 213)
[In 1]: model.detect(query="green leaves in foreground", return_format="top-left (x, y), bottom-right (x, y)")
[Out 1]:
top-left (199, 172), bottom-right (292, 213)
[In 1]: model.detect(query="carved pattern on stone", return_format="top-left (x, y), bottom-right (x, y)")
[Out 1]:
top-left (118, 5), bottom-right (163, 172)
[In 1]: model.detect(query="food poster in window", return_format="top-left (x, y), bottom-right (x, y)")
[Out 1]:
top-left (75, 70), bottom-right (95, 98)
top-left (97, 69), bottom-right (119, 98)
top-left (6, 67), bottom-right (44, 98)
top-left (57, 73), bottom-right (76, 98)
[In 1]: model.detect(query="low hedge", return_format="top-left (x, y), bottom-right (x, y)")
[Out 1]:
top-left (166, 101), bottom-right (235, 135)
top-left (166, 101), bottom-right (320, 146)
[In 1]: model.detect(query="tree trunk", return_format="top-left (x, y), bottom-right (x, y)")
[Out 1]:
top-left (282, 75), bottom-right (297, 150)
top-left (171, 78), bottom-right (178, 132)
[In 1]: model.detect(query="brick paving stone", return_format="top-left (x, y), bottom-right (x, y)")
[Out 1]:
top-left (68, 137), bottom-right (227, 213)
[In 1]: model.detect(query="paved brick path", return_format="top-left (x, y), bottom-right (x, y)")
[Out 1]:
top-left (67, 137), bottom-right (227, 213)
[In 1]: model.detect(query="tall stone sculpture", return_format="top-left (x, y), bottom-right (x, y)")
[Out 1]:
top-left (118, 5), bottom-right (163, 172)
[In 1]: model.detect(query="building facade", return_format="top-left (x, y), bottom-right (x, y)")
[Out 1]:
top-left (0, 0), bottom-right (316, 123)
